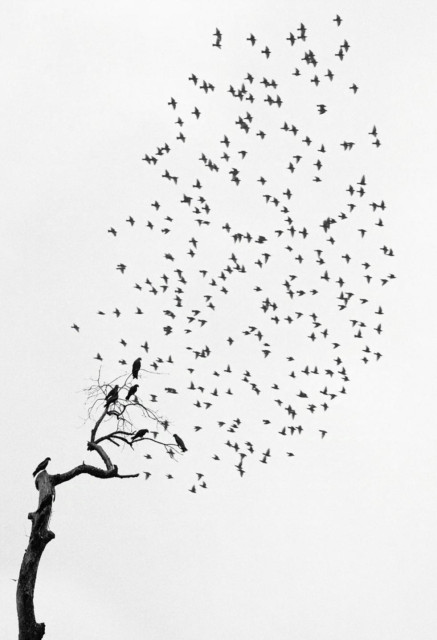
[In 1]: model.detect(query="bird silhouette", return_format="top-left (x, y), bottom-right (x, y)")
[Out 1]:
top-left (105, 385), bottom-right (119, 408)
top-left (32, 457), bottom-right (51, 477)
top-left (173, 433), bottom-right (187, 452)
top-left (132, 357), bottom-right (142, 379)
top-left (126, 384), bottom-right (139, 401)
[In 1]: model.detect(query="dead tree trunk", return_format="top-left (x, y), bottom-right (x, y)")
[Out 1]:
top-left (15, 440), bottom-right (140, 639)
top-left (16, 472), bottom-right (55, 640)
top-left (14, 369), bottom-right (167, 639)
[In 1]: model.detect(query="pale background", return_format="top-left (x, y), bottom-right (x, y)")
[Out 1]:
top-left (1, 1), bottom-right (436, 638)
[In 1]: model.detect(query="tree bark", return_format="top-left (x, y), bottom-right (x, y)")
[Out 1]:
top-left (16, 472), bottom-right (55, 640)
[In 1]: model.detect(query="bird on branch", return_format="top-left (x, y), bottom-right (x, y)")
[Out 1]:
top-left (173, 433), bottom-right (188, 452)
top-left (132, 429), bottom-right (149, 440)
top-left (105, 385), bottom-right (119, 407)
top-left (132, 357), bottom-right (142, 379)
top-left (32, 457), bottom-right (51, 477)
top-left (126, 384), bottom-right (139, 401)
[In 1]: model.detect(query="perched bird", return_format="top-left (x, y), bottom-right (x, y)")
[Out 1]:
top-left (126, 384), bottom-right (139, 401)
top-left (33, 457), bottom-right (51, 477)
top-left (173, 433), bottom-right (188, 452)
top-left (132, 429), bottom-right (149, 440)
top-left (105, 385), bottom-right (119, 408)
top-left (132, 357), bottom-right (142, 379)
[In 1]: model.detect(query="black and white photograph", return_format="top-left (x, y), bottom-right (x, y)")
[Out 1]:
top-left (1, 1), bottom-right (436, 638)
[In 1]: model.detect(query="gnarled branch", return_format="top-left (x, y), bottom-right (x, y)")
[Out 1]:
top-left (51, 442), bottom-right (139, 487)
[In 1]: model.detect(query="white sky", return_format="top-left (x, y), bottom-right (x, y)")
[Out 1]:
top-left (1, 1), bottom-right (437, 638)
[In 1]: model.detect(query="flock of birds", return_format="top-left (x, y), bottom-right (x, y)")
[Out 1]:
top-left (68, 16), bottom-right (394, 492)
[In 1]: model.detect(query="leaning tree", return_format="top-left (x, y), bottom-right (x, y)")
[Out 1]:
top-left (16, 368), bottom-right (179, 640)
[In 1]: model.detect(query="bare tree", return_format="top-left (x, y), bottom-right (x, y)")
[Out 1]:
top-left (16, 369), bottom-right (180, 640)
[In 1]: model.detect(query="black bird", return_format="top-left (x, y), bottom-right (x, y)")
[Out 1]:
top-left (213, 28), bottom-right (222, 48)
top-left (105, 385), bottom-right (119, 407)
top-left (33, 457), bottom-right (51, 477)
top-left (126, 384), bottom-right (139, 401)
top-left (132, 357), bottom-right (142, 379)
top-left (132, 428), bottom-right (149, 440)
top-left (173, 433), bottom-right (188, 452)
top-left (298, 23), bottom-right (307, 40)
